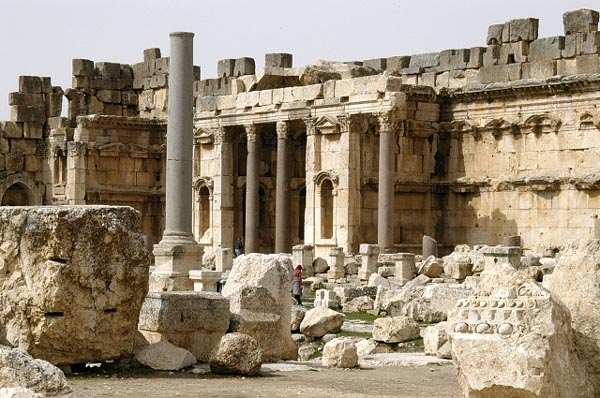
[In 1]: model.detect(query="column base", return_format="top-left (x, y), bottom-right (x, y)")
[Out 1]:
top-left (150, 235), bottom-right (203, 292)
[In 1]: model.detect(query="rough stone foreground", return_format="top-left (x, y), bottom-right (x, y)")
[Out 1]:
top-left (0, 206), bottom-right (151, 365)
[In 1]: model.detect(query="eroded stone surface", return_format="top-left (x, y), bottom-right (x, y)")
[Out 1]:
top-left (135, 341), bottom-right (196, 371)
top-left (299, 307), bottom-right (345, 338)
top-left (322, 337), bottom-right (358, 368)
top-left (449, 264), bottom-right (594, 398)
top-left (209, 333), bottom-right (263, 376)
top-left (0, 206), bottom-right (150, 365)
top-left (0, 345), bottom-right (71, 396)
top-left (221, 254), bottom-right (296, 362)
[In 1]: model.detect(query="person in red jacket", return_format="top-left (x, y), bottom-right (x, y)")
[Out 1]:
top-left (292, 265), bottom-right (303, 305)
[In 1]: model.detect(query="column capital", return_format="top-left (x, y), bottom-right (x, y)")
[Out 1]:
top-left (304, 117), bottom-right (317, 136)
top-left (276, 121), bottom-right (290, 139)
top-left (213, 126), bottom-right (233, 144)
top-left (245, 124), bottom-right (258, 142)
top-left (377, 112), bottom-right (395, 133)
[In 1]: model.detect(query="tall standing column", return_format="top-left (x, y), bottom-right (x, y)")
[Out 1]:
top-left (245, 124), bottom-right (260, 253)
top-left (275, 121), bottom-right (291, 253)
top-left (151, 32), bottom-right (202, 292)
top-left (378, 113), bottom-right (395, 252)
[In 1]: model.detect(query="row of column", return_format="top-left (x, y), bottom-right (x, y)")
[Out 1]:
top-left (244, 121), bottom-right (291, 254)
top-left (243, 113), bottom-right (396, 254)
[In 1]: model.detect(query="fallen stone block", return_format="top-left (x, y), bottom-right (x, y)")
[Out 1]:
top-left (372, 316), bottom-right (420, 343)
top-left (135, 341), bottom-right (196, 371)
top-left (222, 253), bottom-right (295, 362)
top-left (209, 333), bottom-right (263, 376)
top-left (299, 307), bottom-right (345, 338)
top-left (138, 291), bottom-right (230, 362)
top-left (322, 338), bottom-right (358, 368)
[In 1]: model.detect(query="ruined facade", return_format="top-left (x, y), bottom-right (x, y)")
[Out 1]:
top-left (1, 9), bottom-right (600, 259)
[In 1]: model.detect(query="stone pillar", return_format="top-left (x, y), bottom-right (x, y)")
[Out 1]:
top-left (596, 218), bottom-right (600, 239)
top-left (314, 289), bottom-right (338, 309)
top-left (215, 248), bottom-right (232, 273)
top-left (66, 141), bottom-right (87, 204)
top-left (377, 113), bottom-right (395, 252)
top-left (213, 127), bottom-right (235, 252)
top-left (327, 247), bottom-right (345, 280)
top-left (151, 32), bottom-right (202, 292)
top-left (244, 124), bottom-right (260, 254)
top-left (422, 235), bottom-right (439, 258)
top-left (394, 253), bottom-right (416, 284)
top-left (275, 121), bottom-right (291, 253)
top-left (358, 244), bottom-right (380, 281)
top-left (303, 118), bottom-right (318, 246)
top-left (292, 244), bottom-right (314, 277)
top-left (189, 270), bottom-right (222, 292)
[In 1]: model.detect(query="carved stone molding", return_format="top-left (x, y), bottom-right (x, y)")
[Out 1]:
top-left (193, 176), bottom-right (214, 191)
top-left (523, 114), bottom-right (561, 134)
top-left (245, 124), bottom-right (258, 142)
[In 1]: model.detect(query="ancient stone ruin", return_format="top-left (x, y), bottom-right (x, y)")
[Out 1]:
top-left (2, 7), bottom-right (600, 398)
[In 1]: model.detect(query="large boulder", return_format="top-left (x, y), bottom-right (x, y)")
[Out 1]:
top-left (334, 286), bottom-right (377, 306)
top-left (135, 341), bottom-right (196, 371)
top-left (372, 316), bottom-right (420, 343)
top-left (449, 263), bottom-right (594, 398)
top-left (221, 254), bottom-right (296, 362)
top-left (544, 239), bottom-right (600, 393)
top-left (137, 291), bottom-right (230, 362)
top-left (209, 333), bottom-right (263, 376)
top-left (0, 345), bottom-right (71, 396)
top-left (342, 296), bottom-right (374, 313)
top-left (299, 307), bottom-right (345, 338)
top-left (0, 206), bottom-right (151, 365)
top-left (322, 337), bottom-right (358, 368)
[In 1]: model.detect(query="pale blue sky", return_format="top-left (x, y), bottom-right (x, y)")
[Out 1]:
top-left (1, 0), bottom-right (599, 120)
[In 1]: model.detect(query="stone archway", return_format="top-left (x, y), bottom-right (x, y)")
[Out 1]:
top-left (1, 183), bottom-right (33, 206)
top-left (0, 174), bottom-right (42, 206)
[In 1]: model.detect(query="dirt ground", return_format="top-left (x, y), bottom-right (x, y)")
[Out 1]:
top-left (69, 363), bottom-right (462, 398)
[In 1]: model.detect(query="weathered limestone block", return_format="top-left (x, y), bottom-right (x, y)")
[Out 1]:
top-left (449, 264), bottom-right (594, 398)
top-left (314, 289), bottom-right (338, 309)
top-left (135, 341), bottom-right (196, 371)
top-left (209, 333), bottom-right (263, 376)
top-left (327, 247), bottom-right (345, 280)
top-left (443, 256), bottom-right (473, 280)
top-left (265, 53), bottom-right (293, 68)
top-left (322, 338), bottom-right (358, 368)
top-left (423, 321), bottom-right (450, 358)
top-left (394, 253), bottom-right (416, 283)
top-left (368, 273), bottom-right (390, 289)
top-left (312, 257), bottom-right (328, 274)
top-left (418, 255), bottom-right (444, 277)
top-left (505, 18), bottom-right (539, 43)
top-left (529, 36), bottom-right (565, 61)
top-left (0, 345), bottom-right (71, 396)
top-left (358, 244), bottom-right (379, 280)
top-left (0, 206), bottom-right (150, 365)
top-left (422, 284), bottom-right (474, 318)
top-left (372, 316), bottom-right (420, 343)
top-left (342, 296), bottom-right (374, 313)
top-left (138, 291), bottom-right (229, 362)
top-left (334, 286), bottom-right (377, 306)
top-left (299, 307), bottom-right (345, 338)
top-left (221, 254), bottom-right (295, 362)
top-left (544, 239), bottom-right (600, 392)
top-left (487, 24), bottom-right (504, 45)
top-left (291, 305), bottom-right (307, 332)
top-left (95, 62), bottom-right (121, 79)
top-left (72, 59), bottom-right (94, 77)
top-left (563, 9), bottom-right (599, 35)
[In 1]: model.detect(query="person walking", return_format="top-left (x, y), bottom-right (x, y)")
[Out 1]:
top-left (292, 265), bottom-right (303, 305)
top-left (234, 237), bottom-right (244, 257)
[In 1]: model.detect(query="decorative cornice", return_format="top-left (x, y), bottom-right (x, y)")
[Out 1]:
top-left (76, 115), bottom-right (167, 131)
